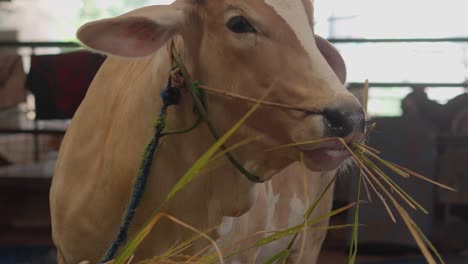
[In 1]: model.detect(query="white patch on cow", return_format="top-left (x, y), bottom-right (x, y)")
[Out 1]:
top-left (265, 181), bottom-right (280, 230)
top-left (218, 216), bottom-right (234, 236)
top-left (288, 194), bottom-right (306, 227)
top-left (265, 0), bottom-right (315, 57)
top-left (264, 0), bottom-right (342, 91)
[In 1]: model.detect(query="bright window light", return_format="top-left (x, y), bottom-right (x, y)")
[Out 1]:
top-left (314, 0), bottom-right (468, 116)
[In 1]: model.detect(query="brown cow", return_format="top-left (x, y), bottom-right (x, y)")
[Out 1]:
top-left (50, 1), bottom-right (364, 263)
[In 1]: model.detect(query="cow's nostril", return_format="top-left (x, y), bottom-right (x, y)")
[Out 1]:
top-left (323, 108), bottom-right (365, 138)
top-left (323, 109), bottom-right (351, 138)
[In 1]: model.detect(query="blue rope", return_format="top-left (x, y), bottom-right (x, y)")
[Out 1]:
top-left (101, 72), bottom-right (181, 263)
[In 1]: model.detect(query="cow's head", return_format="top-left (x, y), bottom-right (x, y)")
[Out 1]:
top-left (77, 0), bottom-right (365, 177)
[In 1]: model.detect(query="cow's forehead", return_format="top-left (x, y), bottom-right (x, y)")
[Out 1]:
top-left (198, 0), bottom-right (317, 58)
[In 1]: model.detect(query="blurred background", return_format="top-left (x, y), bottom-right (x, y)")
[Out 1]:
top-left (1, 0), bottom-right (467, 263)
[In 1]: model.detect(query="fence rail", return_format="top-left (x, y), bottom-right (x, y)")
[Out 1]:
top-left (329, 37), bottom-right (468, 43)
top-left (0, 41), bottom-right (80, 48)
top-left (349, 82), bottom-right (468, 88)
top-left (3, 37), bottom-right (468, 47)
top-left (3, 40), bottom-right (467, 89)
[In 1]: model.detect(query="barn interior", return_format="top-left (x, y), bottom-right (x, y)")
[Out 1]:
top-left (1, 0), bottom-right (468, 263)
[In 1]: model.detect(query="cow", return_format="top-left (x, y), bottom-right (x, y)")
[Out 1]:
top-left (49, 0), bottom-right (365, 263)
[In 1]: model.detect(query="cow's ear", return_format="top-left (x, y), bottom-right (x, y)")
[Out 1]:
top-left (314, 35), bottom-right (347, 85)
top-left (77, 5), bottom-right (185, 58)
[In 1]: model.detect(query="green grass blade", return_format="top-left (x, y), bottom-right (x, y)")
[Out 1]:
top-left (356, 143), bottom-right (381, 154)
top-left (345, 147), bottom-right (397, 223)
top-left (254, 203), bottom-right (356, 249)
top-left (394, 204), bottom-right (437, 264)
top-left (262, 250), bottom-right (290, 264)
top-left (303, 173), bottom-right (338, 219)
top-left (359, 154), bottom-right (428, 214)
top-left (361, 173), bottom-right (373, 202)
top-left (363, 122), bottom-right (377, 139)
top-left (264, 138), bottom-right (340, 153)
top-left (207, 204), bottom-right (356, 264)
top-left (160, 228), bottom-right (219, 260)
top-left (387, 161), bottom-right (456, 192)
top-left (352, 142), bottom-right (441, 263)
top-left (276, 154), bottom-right (338, 263)
top-left (407, 213), bottom-right (446, 264)
top-left (114, 213), bottom-right (164, 264)
top-left (163, 214), bottom-right (224, 264)
top-left (348, 168), bottom-right (363, 264)
top-left (355, 144), bottom-right (410, 177)
top-left (209, 135), bottom-right (264, 162)
top-left (209, 225), bottom-right (354, 264)
top-left (165, 99), bottom-right (262, 202)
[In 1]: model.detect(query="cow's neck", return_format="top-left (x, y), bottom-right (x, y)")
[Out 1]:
top-left (132, 40), bottom-right (259, 233)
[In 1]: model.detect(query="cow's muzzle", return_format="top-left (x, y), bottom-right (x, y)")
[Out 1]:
top-left (323, 106), bottom-right (366, 142)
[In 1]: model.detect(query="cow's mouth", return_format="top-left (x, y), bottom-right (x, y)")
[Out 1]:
top-left (296, 140), bottom-right (354, 171)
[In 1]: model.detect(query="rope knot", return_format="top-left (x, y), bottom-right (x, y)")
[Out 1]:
top-left (161, 67), bottom-right (183, 106)
top-left (170, 67), bottom-right (184, 88)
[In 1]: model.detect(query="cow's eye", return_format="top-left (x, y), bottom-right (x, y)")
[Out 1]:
top-left (227, 16), bottom-right (256, 33)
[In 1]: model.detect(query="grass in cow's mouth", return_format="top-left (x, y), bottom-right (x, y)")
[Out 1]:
top-left (100, 81), bottom-right (454, 264)
top-left (262, 136), bottom-right (454, 264)
top-left (347, 141), bottom-right (453, 264)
